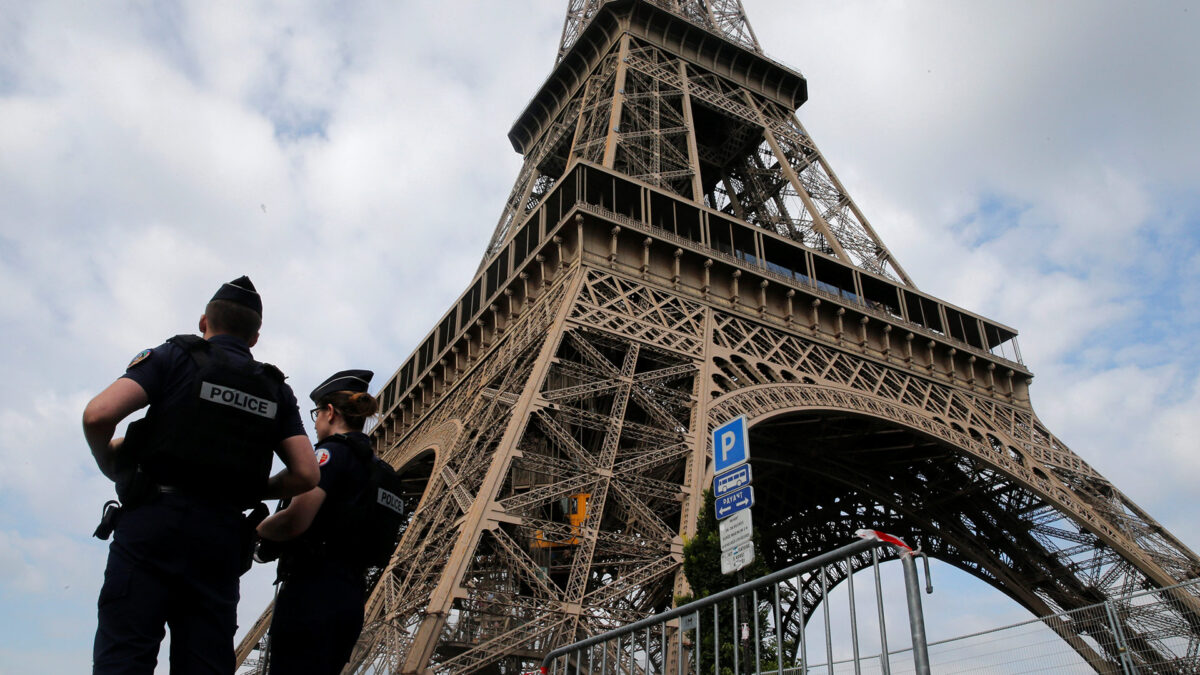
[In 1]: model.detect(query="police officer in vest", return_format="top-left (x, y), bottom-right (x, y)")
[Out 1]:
top-left (256, 369), bottom-right (380, 674)
top-left (83, 276), bottom-right (320, 675)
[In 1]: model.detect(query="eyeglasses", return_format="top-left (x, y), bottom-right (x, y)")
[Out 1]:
top-left (309, 407), bottom-right (323, 423)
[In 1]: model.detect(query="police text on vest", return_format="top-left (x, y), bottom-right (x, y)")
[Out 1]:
top-left (200, 382), bottom-right (278, 419)
top-left (377, 488), bottom-right (405, 516)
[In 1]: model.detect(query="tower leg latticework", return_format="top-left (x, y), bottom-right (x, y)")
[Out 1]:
top-left (236, 1), bottom-right (1200, 673)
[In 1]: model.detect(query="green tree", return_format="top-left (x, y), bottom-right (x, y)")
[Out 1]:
top-left (679, 490), bottom-right (794, 675)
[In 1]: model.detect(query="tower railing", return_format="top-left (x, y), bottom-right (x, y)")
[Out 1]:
top-left (540, 531), bottom-right (934, 675)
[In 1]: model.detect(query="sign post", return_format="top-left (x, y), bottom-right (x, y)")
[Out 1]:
top-left (713, 416), bottom-right (754, 575)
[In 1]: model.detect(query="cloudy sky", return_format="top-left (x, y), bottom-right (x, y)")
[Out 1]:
top-left (1, 0), bottom-right (1197, 671)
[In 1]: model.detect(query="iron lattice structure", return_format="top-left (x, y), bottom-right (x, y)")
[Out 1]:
top-left (236, 1), bottom-right (1200, 673)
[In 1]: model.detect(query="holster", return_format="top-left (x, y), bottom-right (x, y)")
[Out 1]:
top-left (93, 441), bottom-right (158, 541)
top-left (239, 502), bottom-right (270, 576)
top-left (251, 499), bottom-right (293, 569)
top-left (112, 425), bottom-right (157, 510)
top-left (92, 500), bottom-right (123, 541)
top-left (254, 537), bottom-right (286, 565)
top-left (115, 467), bottom-right (158, 510)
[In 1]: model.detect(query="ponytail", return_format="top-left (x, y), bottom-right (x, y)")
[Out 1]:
top-left (319, 390), bottom-right (379, 432)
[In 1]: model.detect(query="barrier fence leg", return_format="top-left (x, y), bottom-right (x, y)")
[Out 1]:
top-left (677, 619), bottom-right (683, 675)
top-left (900, 554), bottom-right (931, 675)
top-left (662, 622), bottom-right (668, 675)
top-left (794, 575), bottom-right (808, 673)
top-left (645, 625), bottom-right (652, 674)
top-left (1103, 599), bottom-right (1135, 675)
top-left (821, 566), bottom-right (833, 674)
top-left (872, 549), bottom-right (891, 675)
top-left (753, 588), bottom-right (761, 674)
top-left (713, 606), bottom-right (719, 675)
top-left (774, 584), bottom-right (783, 675)
top-left (847, 556), bottom-right (861, 675)
top-left (733, 596), bottom-right (740, 675)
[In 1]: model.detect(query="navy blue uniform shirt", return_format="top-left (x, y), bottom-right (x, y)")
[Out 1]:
top-left (121, 334), bottom-right (306, 442)
top-left (302, 433), bottom-right (371, 563)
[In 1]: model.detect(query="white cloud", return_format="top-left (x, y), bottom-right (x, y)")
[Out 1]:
top-left (0, 390), bottom-right (117, 530)
top-left (0, 529), bottom-right (100, 594)
top-left (754, 0), bottom-right (1200, 632)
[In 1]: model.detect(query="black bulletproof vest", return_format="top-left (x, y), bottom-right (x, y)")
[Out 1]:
top-left (343, 435), bottom-right (407, 572)
top-left (135, 334), bottom-right (282, 506)
top-left (290, 433), bottom-right (406, 575)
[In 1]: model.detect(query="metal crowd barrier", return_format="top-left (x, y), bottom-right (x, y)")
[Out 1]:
top-left (540, 531), bottom-right (934, 675)
top-left (913, 576), bottom-right (1200, 674)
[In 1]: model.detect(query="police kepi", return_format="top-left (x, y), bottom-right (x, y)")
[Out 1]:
top-left (309, 369), bottom-right (374, 403)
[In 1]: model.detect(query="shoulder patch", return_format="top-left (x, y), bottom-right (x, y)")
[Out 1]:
top-left (316, 448), bottom-right (331, 466)
top-left (128, 349), bottom-right (153, 368)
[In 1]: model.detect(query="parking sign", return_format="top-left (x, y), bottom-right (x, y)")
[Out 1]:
top-left (713, 416), bottom-right (749, 475)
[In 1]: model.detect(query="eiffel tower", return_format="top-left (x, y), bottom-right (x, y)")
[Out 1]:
top-left (236, 1), bottom-right (1200, 672)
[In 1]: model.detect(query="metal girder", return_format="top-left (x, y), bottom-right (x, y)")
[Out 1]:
top-left (499, 472), bottom-right (602, 514)
top-left (557, 0), bottom-right (760, 63)
top-left (489, 527), bottom-right (565, 602)
top-left (612, 441), bottom-right (692, 476)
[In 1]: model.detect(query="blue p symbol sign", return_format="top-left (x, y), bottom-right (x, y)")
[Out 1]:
top-left (713, 416), bottom-right (748, 474)
top-left (721, 430), bottom-right (737, 461)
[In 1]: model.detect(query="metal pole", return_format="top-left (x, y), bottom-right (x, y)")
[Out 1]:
top-left (796, 575), bottom-right (808, 673)
top-left (693, 611), bottom-right (700, 675)
top-left (630, 631), bottom-right (635, 675)
top-left (645, 625), bottom-right (652, 674)
top-left (774, 583), bottom-right (783, 675)
top-left (662, 622), bottom-right (668, 675)
top-left (899, 553), bottom-right (931, 675)
top-left (753, 588), bottom-right (762, 674)
top-left (847, 556), bottom-right (861, 675)
top-left (677, 618), bottom-right (683, 675)
top-left (1103, 599), bottom-right (1135, 675)
top-left (713, 602), bottom-right (720, 675)
top-left (872, 548), bottom-right (891, 675)
top-left (635, 630), bottom-right (640, 675)
top-left (822, 566), bottom-right (833, 674)
top-left (733, 595), bottom-right (740, 675)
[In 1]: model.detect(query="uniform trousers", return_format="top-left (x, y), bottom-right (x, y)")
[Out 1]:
top-left (94, 493), bottom-right (245, 675)
top-left (268, 556), bottom-right (364, 675)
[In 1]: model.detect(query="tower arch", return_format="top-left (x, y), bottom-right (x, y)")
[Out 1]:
top-left (706, 382), bottom-right (1200, 668)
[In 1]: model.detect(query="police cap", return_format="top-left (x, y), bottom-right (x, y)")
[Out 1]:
top-left (211, 275), bottom-right (263, 316)
top-left (310, 369), bottom-right (374, 404)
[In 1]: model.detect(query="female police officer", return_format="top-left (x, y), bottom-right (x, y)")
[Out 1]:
top-left (83, 276), bottom-right (320, 674)
top-left (256, 369), bottom-right (379, 674)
